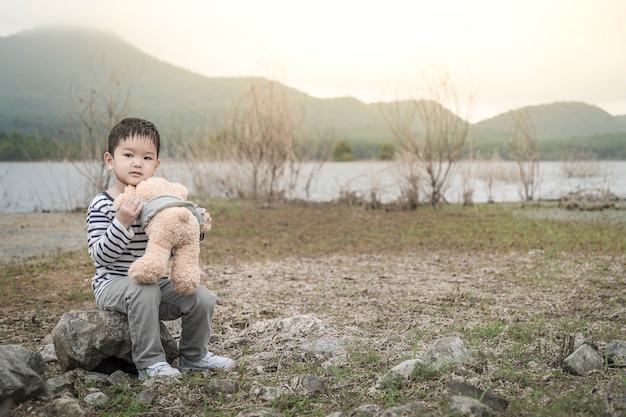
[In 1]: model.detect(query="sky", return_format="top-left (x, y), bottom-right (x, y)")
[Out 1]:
top-left (1, 0), bottom-right (626, 122)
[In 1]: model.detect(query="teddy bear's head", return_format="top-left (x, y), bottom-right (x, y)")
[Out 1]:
top-left (135, 177), bottom-right (188, 201)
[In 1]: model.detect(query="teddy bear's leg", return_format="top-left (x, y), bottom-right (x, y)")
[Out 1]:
top-left (129, 240), bottom-right (171, 284)
top-left (170, 244), bottom-right (201, 295)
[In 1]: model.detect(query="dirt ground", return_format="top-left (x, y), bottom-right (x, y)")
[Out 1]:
top-left (1, 209), bottom-right (625, 416)
top-left (0, 212), bottom-right (87, 260)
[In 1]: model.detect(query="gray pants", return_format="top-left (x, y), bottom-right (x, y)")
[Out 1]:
top-left (96, 276), bottom-right (216, 369)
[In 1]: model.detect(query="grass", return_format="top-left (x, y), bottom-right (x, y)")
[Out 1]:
top-left (1, 199), bottom-right (625, 416)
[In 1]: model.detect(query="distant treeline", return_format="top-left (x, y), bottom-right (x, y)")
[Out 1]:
top-left (2, 129), bottom-right (625, 162)
top-left (0, 130), bottom-right (70, 161)
top-left (469, 131), bottom-right (626, 160)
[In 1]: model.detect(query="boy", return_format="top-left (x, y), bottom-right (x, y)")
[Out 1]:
top-left (86, 117), bottom-right (234, 380)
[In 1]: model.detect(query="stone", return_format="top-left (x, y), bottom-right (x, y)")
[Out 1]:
top-left (299, 337), bottom-right (346, 361)
top-left (252, 384), bottom-right (287, 402)
top-left (136, 389), bottom-right (156, 405)
top-left (448, 379), bottom-right (509, 412)
top-left (39, 343), bottom-right (58, 362)
top-left (46, 374), bottom-right (74, 395)
top-left (348, 404), bottom-right (380, 416)
top-left (605, 340), bottom-right (626, 366)
top-left (422, 336), bottom-right (470, 367)
top-left (379, 401), bottom-right (429, 416)
top-left (0, 345), bottom-right (48, 404)
top-left (235, 409), bottom-right (276, 417)
top-left (375, 358), bottom-right (427, 390)
top-left (108, 369), bottom-right (132, 386)
top-left (0, 344), bottom-right (48, 376)
top-left (83, 391), bottom-right (109, 406)
top-left (389, 358), bottom-right (426, 380)
top-left (52, 310), bottom-right (179, 374)
top-left (291, 374), bottom-right (326, 395)
top-left (52, 393), bottom-right (88, 417)
top-left (206, 379), bottom-right (240, 395)
top-left (563, 343), bottom-right (604, 375)
top-left (449, 395), bottom-right (494, 417)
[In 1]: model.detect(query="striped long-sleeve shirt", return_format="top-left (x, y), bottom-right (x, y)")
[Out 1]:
top-left (86, 192), bottom-right (148, 300)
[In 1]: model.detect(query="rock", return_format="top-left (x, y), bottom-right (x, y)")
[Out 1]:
top-left (299, 337), bottom-right (346, 361)
top-left (348, 404), bottom-right (380, 416)
top-left (276, 314), bottom-right (325, 334)
top-left (136, 389), bottom-right (156, 405)
top-left (46, 374), bottom-right (74, 395)
top-left (448, 379), bottom-right (509, 412)
top-left (252, 384), bottom-right (287, 402)
top-left (563, 343), bottom-right (604, 375)
top-left (0, 345), bottom-right (48, 404)
top-left (379, 401), bottom-right (429, 416)
top-left (108, 369), bottom-right (132, 386)
top-left (422, 337), bottom-right (470, 367)
top-left (52, 310), bottom-right (179, 374)
top-left (83, 391), bottom-right (108, 406)
top-left (39, 343), bottom-right (58, 363)
top-left (83, 391), bottom-right (109, 406)
top-left (389, 358), bottom-right (426, 380)
top-left (206, 379), bottom-right (240, 395)
top-left (0, 344), bottom-right (48, 376)
top-left (375, 358), bottom-right (427, 390)
top-left (449, 395), bottom-right (494, 417)
top-left (235, 409), bottom-right (276, 417)
top-left (605, 340), bottom-right (626, 366)
top-left (52, 393), bottom-right (88, 417)
top-left (291, 374), bottom-right (326, 395)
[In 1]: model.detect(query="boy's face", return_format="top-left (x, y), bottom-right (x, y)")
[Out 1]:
top-left (105, 135), bottom-right (160, 187)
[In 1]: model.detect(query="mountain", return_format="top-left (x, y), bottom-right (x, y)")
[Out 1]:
top-left (1, 27), bottom-right (626, 153)
top-left (472, 102), bottom-right (626, 139)
top-left (0, 27), bottom-right (403, 141)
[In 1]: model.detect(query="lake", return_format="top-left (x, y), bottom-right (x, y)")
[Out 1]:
top-left (0, 160), bottom-right (624, 213)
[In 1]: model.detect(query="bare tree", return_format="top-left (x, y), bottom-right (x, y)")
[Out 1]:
top-left (174, 79), bottom-right (329, 202)
top-left (508, 108), bottom-right (539, 201)
top-left (66, 64), bottom-right (133, 197)
top-left (382, 71), bottom-right (474, 207)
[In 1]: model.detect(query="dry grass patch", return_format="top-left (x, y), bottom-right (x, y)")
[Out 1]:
top-left (1, 200), bottom-right (625, 416)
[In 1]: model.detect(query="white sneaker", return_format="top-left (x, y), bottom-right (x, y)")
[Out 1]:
top-left (179, 352), bottom-right (235, 371)
top-left (138, 361), bottom-right (182, 380)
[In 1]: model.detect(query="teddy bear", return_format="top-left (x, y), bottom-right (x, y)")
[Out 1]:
top-left (113, 177), bottom-right (211, 295)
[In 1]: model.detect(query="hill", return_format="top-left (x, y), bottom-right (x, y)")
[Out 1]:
top-left (472, 102), bottom-right (626, 139)
top-left (1, 27), bottom-right (626, 159)
top-left (0, 27), bottom-right (401, 141)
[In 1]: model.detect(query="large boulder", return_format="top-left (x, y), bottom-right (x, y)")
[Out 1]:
top-left (0, 345), bottom-right (49, 404)
top-left (52, 310), bottom-right (179, 374)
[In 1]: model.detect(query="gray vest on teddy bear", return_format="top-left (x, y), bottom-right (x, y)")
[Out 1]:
top-left (138, 195), bottom-right (204, 227)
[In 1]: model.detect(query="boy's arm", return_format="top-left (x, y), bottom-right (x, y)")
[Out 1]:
top-left (86, 197), bottom-right (136, 265)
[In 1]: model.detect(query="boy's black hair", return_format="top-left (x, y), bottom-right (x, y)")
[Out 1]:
top-left (108, 117), bottom-right (161, 156)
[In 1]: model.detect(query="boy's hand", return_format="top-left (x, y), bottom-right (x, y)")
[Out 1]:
top-left (197, 205), bottom-right (212, 233)
top-left (116, 196), bottom-right (143, 230)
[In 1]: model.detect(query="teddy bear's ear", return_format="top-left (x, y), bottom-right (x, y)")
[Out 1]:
top-left (125, 184), bottom-right (137, 196)
top-left (113, 185), bottom-right (137, 210)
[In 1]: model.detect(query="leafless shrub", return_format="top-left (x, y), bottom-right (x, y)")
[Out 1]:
top-left (508, 108), bottom-right (539, 201)
top-left (458, 160), bottom-right (475, 206)
top-left (333, 173), bottom-right (383, 210)
top-left (560, 188), bottom-right (617, 211)
top-left (561, 151), bottom-right (602, 179)
top-left (393, 156), bottom-right (422, 210)
top-left (382, 70), bottom-right (474, 208)
top-left (474, 152), bottom-right (517, 203)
